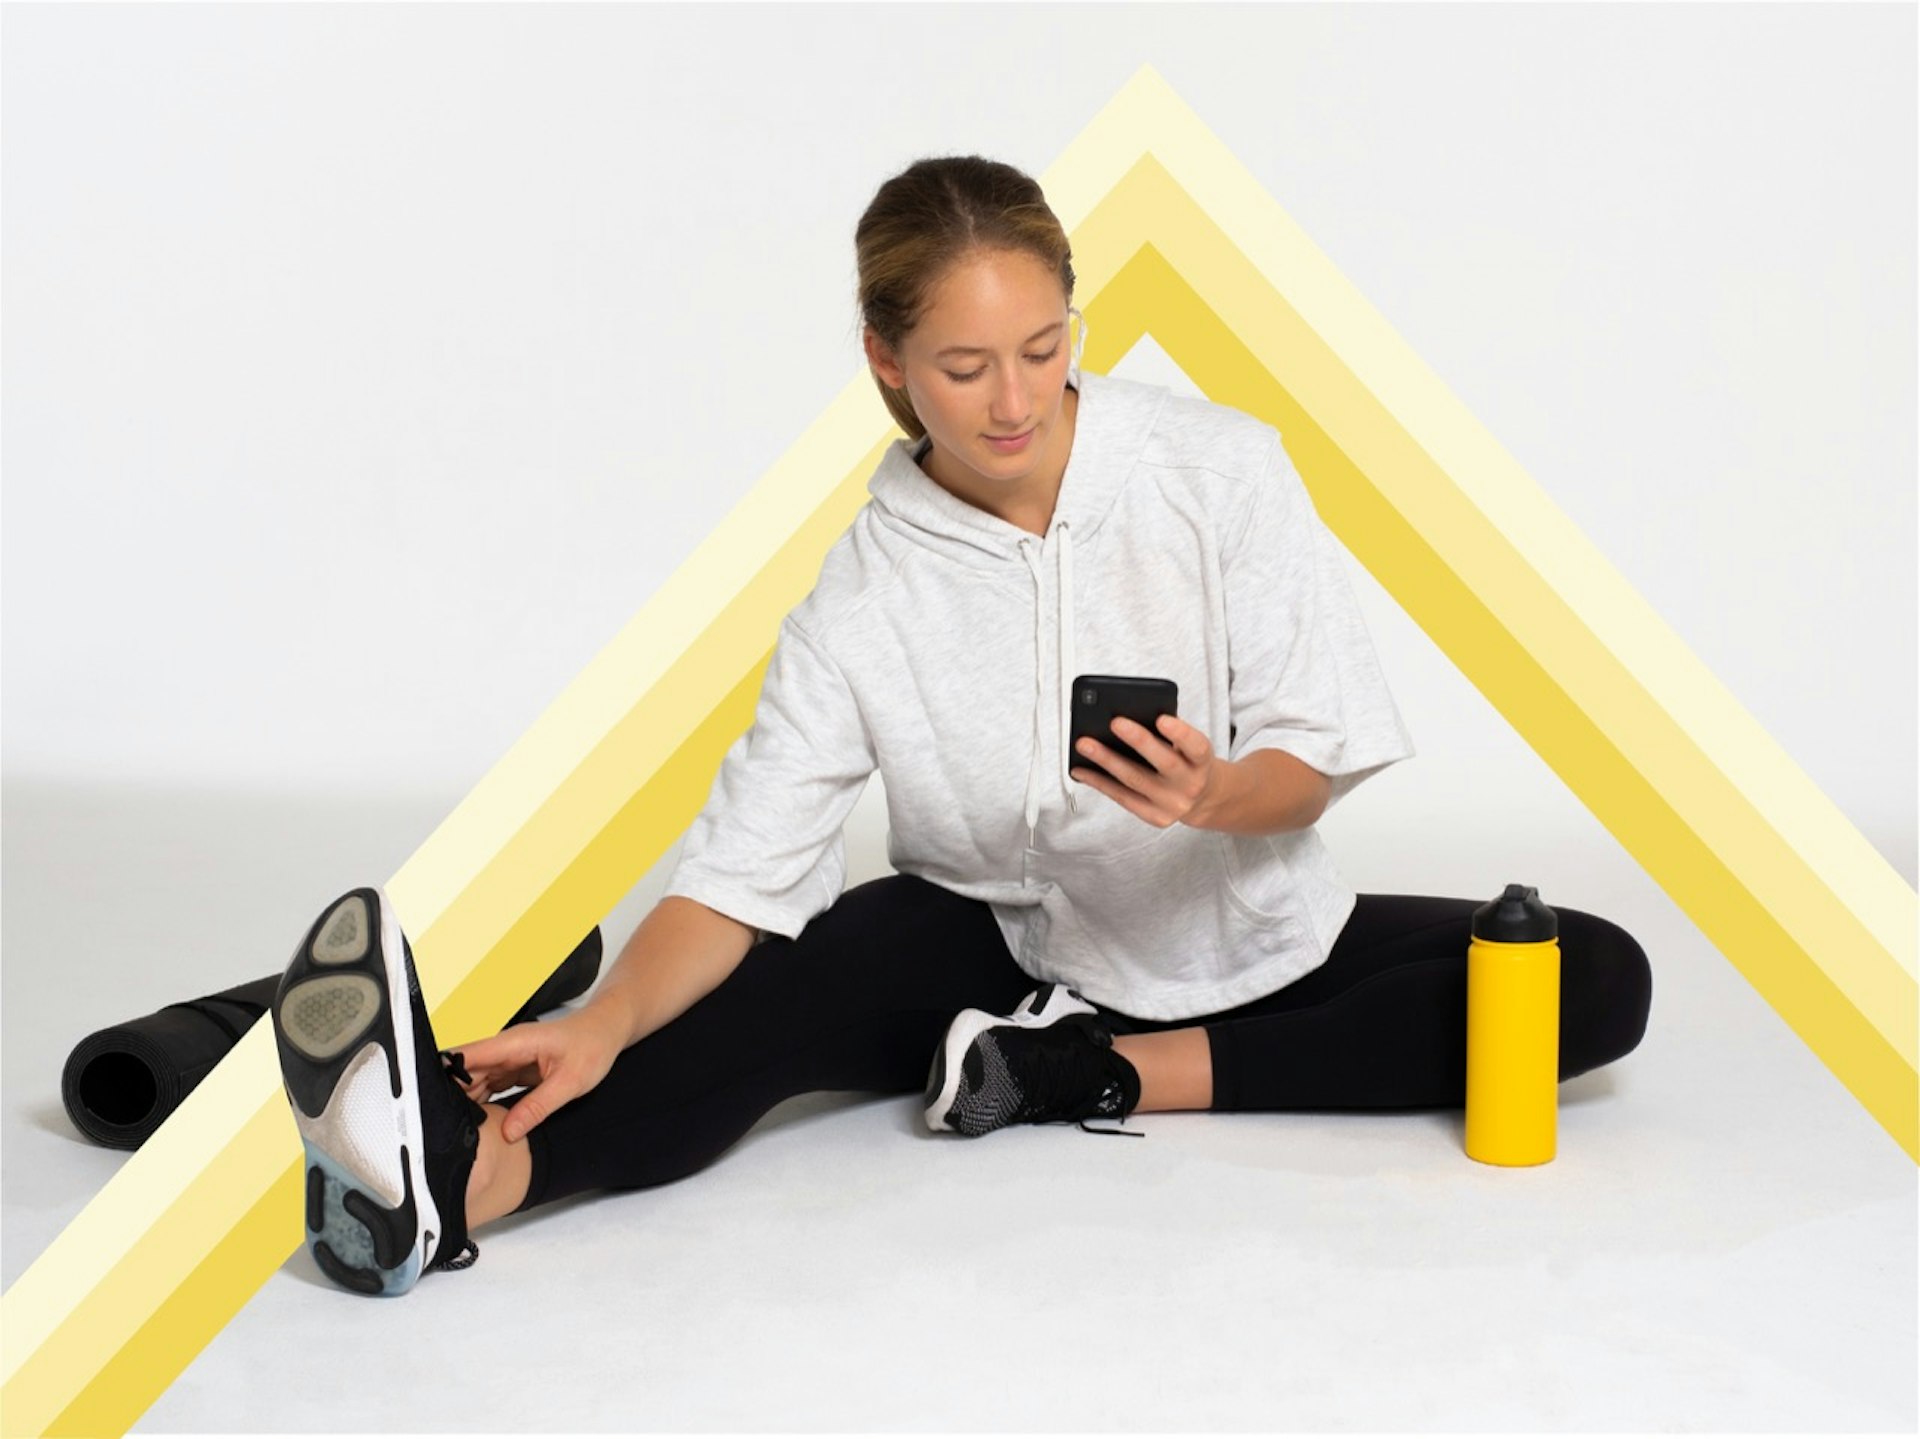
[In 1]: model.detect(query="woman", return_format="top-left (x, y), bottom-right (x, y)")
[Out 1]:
top-left (270, 155), bottom-right (1653, 1298)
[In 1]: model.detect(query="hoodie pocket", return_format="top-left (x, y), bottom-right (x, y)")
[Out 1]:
top-left (1220, 831), bottom-right (1292, 925)
top-left (1022, 825), bottom-right (1291, 991)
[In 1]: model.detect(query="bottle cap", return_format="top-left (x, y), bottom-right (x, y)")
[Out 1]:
top-left (1471, 882), bottom-right (1558, 942)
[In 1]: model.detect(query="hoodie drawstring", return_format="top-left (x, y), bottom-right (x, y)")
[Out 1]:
top-left (1019, 521), bottom-right (1079, 852)
top-left (1058, 522), bottom-right (1078, 820)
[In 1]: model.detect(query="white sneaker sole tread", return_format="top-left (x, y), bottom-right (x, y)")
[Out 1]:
top-left (272, 888), bottom-right (443, 1297)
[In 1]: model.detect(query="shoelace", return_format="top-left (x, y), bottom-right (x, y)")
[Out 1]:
top-left (424, 1050), bottom-right (482, 1273)
top-left (1011, 1028), bottom-right (1145, 1138)
top-left (431, 1239), bottom-right (480, 1272)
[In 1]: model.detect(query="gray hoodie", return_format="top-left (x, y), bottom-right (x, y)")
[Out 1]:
top-left (663, 367), bottom-right (1415, 1019)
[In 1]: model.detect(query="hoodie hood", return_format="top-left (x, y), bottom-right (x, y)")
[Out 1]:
top-left (865, 369), bottom-right (1170, 849)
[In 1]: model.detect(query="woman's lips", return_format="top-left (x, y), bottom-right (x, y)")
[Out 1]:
top-left (985, 426), bottom-right (1035, 453)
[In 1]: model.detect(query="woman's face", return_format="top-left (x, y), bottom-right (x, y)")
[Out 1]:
top-left (866, 247), bottom-right (1076, 512)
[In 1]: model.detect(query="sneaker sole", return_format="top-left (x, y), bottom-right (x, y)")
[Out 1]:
top-left (271, 886), bottom-right (441, 1297)
top-left (922, 982), bottom-right (1096, 1135)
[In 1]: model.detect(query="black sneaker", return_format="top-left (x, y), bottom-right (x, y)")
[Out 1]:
top-left (923, 983), bottom-right (1144, 1138)
top-left (271, 886), bottom-right (490, 1296)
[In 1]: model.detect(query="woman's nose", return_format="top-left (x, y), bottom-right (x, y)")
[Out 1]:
top-left (992, 372), bottom-right (1031, 424)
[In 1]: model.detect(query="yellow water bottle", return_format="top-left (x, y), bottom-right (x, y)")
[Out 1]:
top-left (1464, 883), bottom-right (1560, 1166)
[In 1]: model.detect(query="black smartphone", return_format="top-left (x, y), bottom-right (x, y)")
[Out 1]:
top-left (1069, 674), bottom-right (1179, 783)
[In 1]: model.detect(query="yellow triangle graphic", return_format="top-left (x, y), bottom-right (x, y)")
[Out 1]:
top-left (5, 61), bottom-right (1913, 1438)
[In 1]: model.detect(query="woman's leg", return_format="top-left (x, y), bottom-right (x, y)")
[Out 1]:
top-left (465, 1104), bottom-right (533, 1227)
top-left (501, 873), bottom-right (1039, 1215)
top-left (1105, 894), bottom-right (1653, 1113)
top-left (1109, 1029), bottom-right (1215, 1112)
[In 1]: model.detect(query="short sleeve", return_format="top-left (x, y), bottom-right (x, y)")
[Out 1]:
top-left (661, 615), bottom-right (878, 940)
top-left (1221, 433), bottom-right (1416, 812)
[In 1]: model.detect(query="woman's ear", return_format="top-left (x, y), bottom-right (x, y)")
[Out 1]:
top-left (863, 328), bottom-right (906, 389)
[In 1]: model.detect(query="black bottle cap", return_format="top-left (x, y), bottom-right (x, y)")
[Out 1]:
top-left (1471, 883), bottom-right (1558, 942)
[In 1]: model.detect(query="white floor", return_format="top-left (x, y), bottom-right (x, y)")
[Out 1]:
top-left (3, 774), bottom-right (1915, 1434)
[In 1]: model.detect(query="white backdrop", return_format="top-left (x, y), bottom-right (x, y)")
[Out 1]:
top-left (4, 3), bottom-right (1914, 881)
top-left (5, 10), bottom-right (1917, 1432)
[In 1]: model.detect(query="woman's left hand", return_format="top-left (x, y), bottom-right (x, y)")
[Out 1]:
top-left (1070, 713), bottom-right (1225, 829)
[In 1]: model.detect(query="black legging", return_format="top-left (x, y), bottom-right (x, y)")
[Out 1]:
top-left (511, 875), bottom-right (1652, 1212)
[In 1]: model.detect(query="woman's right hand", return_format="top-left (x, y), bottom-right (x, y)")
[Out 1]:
top-left (447, 1006), bottom-right (625, 1144)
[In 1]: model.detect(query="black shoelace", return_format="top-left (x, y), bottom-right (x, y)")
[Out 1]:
top-left (1009, 1029), bottom-right (1145, 1138)
top-left (425, 1049), bottom-right (481, 1272)
top-left (431, 1240), bottom-right (480, 1272)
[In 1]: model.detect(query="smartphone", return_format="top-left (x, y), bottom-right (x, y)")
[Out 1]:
top-left (1069, 674), bottom-right (1179, 783)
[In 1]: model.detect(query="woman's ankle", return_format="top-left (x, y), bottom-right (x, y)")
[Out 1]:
top-left (465, 1102), bottom-right (532, 1230)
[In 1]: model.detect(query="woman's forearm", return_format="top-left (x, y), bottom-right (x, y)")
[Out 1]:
top-left (1189, 748), bottom-right (1332, 835)
top-left (580, 896), bottom-right (759, 1051)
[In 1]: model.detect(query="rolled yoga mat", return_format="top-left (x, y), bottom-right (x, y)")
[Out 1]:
top-left (61, 925), bottom-right (604, 1150)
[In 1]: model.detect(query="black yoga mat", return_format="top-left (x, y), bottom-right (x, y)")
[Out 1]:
top-left (61, 926), bottom-right (603, 1150)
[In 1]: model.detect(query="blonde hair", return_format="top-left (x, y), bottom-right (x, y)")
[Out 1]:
top-left (854, 155), bottom-right (1076, 441)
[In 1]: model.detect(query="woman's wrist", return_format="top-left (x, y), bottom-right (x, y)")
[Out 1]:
top-left (575, 989), bottom-right (639, 1054)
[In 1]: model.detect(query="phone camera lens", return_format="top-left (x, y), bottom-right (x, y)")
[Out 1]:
top-left (1080, 687), bottom-right (1096, 705)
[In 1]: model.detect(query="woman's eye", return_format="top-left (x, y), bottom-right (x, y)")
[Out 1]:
top-left (947, 346), bottom-right (1061, 384)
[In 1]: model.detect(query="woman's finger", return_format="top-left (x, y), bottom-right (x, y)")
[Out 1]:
top-left (452, 1027), bottom-right (527, 1068)
top-left (1111, 716), bottom-right (1172, 767)
top-left (501, 1074), bottom-right (577, 1143)
top-left (1153, 713), bottom-right (1193, 759)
